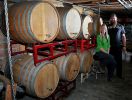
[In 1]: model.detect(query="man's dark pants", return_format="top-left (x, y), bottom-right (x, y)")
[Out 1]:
top-left (110, 47), bottom-right (122, 78)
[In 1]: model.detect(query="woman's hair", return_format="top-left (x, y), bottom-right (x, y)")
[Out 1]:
top-left (100, 24), bottom-right (109, 40)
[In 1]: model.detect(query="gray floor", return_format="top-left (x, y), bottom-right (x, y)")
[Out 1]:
top-left (20, 60), bottom-right (132, 100)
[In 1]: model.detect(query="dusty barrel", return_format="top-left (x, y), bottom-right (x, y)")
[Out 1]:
top-left (56, 7), bottom-right (81, 40)
top-left (0, 30), bottom-right (7, 73)
top-left (53, 53), bottom-right (80, 81)
top-left (0, 30), bottom-right (7, 57)
top-left (0, 1), bottom-right (3, 28)
top-left (93, 16), bottom-right (103, 34)
top-left (8, 1), bottom-right (60, 43)
top-left (78, 50), bottom-right (93, 73)
top-left (12, 54), bottom-right (59, 98)
top-left (78, 15), bottom-right (93, 39)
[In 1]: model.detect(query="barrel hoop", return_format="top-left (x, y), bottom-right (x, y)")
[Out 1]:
top-left (18, 56), bottom-right (30, 83)
top-left (13, 5), bottom-right (23, 42)
top-left (24, 3), bottom-right (36, 42)
top-left (22, 5), bottom-right (30, 43)
top-left (22, 57), bottom-right (34, 87)
top-left (19, 6), bottom-right (29, 42)
top-left (62, 54), bottom-right (72, 80)
top-left (27, 62), bottom-right (36, 95)
top-left (63, 12), bottom-right (69, 39)
top-left (75, 8), bottom-right (81, 38)
top-left (30, 63), bottom-right (43, 95)
top-left (27, 3), bottom-right (36, 42)
top-left (30, 61), bottom-right (50, 95)
top-left (17, 6), bottom-right (29, 43)
top-left (57, 57), bottom-right (65, 78)
top-left (23, 4), bottom-right (34, 43)
top-left (27, 3), bottom-right (38, 41)
top-left (12, 55), bottom-right (22, 64)
top-left (14, 4), bottom-right (24, 43)
top-left (18, 57), bottom-right (32, 82)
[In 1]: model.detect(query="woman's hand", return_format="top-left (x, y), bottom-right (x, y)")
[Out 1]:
top-left (107, 48), bottom-right (110, 54)
top-left (100, 48), bottom-right (108, 54)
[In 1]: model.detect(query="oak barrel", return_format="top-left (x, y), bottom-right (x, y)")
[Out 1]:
top-left (78, 15), bottom-right (93, 39)
top-left (0, 30), bottom-right (7, 73)
top-left (78, 50), bottom-right (93, 73)
top-left (12, 54), bottom-right (59, 98)
top-left (53, 53), bottom-right (80, 81)
top-left (0, 1), bottom-right (3, 28)
top-left (56, 7), bottom-right (81, 40)
top-left (8, 1), bottom-right (60, 43)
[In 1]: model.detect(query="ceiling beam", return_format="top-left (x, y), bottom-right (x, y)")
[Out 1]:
top-left (63, 0), bottom-right (106, 3)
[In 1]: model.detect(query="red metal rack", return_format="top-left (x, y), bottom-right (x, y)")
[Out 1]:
top-left (27, 40), bottom-right (77, 66)
top-left (10, 40), bottom-right (76, 66)
top-left (77, 36), bottom-right (96, 52)
top-left (10, 37), bottom-right (95, 66)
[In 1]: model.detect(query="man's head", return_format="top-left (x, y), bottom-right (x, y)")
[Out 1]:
top-left (109, 13), bottom-right (118, 25)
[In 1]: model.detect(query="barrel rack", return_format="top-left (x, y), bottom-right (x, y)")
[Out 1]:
top-left (11, 40), bottom-right (77, 66)
top-left (10, 37), bottom-right (96, 100)
top-left (77, 36), bottom-right (96, 52)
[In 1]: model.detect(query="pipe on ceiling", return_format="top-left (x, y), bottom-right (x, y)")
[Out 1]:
top-left (118, 0), bottom-right (132, 9)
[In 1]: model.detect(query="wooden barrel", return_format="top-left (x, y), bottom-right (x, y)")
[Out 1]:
top-left (12, 54), bottom-right (59, 98)
top-left (0, 30), bottom-right (7, 57)
top-left (56, 7), bottom-right (81, 40)
top-left (53, 53), bottom-right (80, 81)
top-left (78, 50), bottom-right (93, 73)
top-left (0, 1), bottom-right (3, 28)
top-left (78, 15), bottom-right (93, 39)
top-left (0, 30), bottom-right (7, 73)
top-left (8, 1), bottom-right (60, 43)
top-left (93, 16), bottom-right (103, 34)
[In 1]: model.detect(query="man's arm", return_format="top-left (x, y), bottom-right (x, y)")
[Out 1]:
top-left (122, 33), bottom-right (126, 52)
top-left (121, 25), bottom-right (126, 52)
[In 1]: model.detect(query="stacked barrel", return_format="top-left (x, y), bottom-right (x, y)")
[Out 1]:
top-left (12, 54), bottom-right (59, 98)
top-left (0, 1), bottom-right (102, 99)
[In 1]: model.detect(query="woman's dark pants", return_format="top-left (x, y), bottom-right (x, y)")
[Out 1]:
top-left (94, 51), bottom-right (116, 81)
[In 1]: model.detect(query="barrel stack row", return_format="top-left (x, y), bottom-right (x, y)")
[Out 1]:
top-left (0, 1), bottom-right (101, 99)
top-left (7, 1), bottom-right (95, 43)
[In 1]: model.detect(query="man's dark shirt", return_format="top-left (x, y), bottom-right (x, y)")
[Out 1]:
top-left (108, 24), bottom-right (126, 48)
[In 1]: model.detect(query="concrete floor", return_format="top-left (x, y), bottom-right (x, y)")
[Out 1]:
top-left (19, 60), bottom-right (132, 100)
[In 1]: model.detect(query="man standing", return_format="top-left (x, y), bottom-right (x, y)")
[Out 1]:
top-left (108, 14), bottom-right (126, 79)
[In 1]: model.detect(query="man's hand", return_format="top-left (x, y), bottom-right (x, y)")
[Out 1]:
top-left (122, 46), bottom-right (127, 53)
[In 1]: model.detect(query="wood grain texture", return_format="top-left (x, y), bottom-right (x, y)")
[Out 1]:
top-left (53, 53), bottom-right (80, 81)
top-left (12, 54), bottom-right (59, 98)
top-left (9, 1), bottom-right (60, 43)
top-left (56, 7), bottom-right (81, 40)
top-left (0, 30), bottom-right (7, 73)
top-left (78, 50), bottom-right (93, 73)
